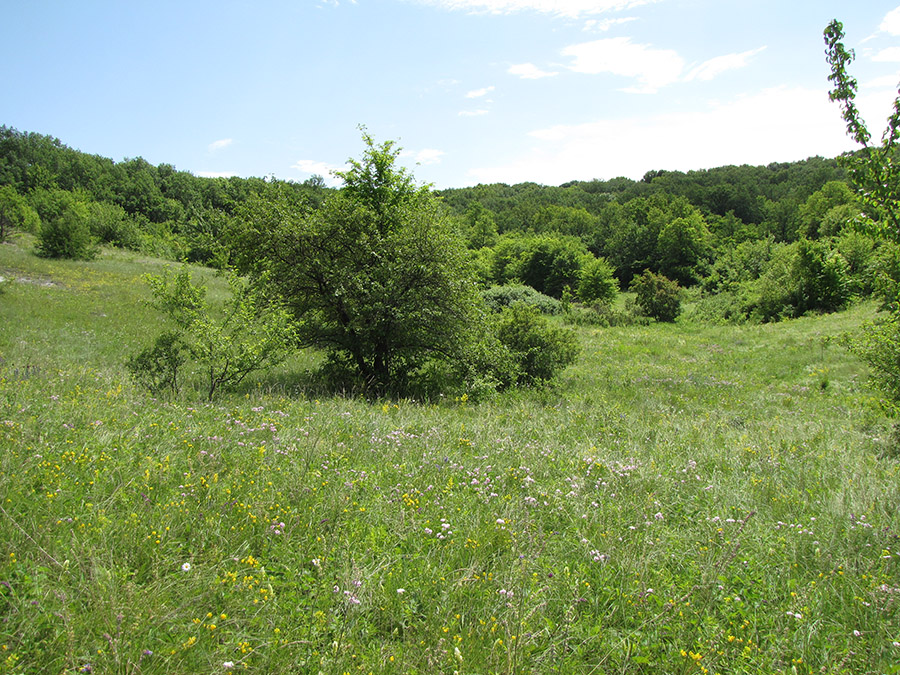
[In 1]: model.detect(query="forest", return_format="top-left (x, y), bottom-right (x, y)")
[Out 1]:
top-left (0, 123), bottom-right (874, 327)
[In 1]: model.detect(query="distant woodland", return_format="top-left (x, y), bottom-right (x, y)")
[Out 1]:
top-left (2, 124), bottom-right (882, 325)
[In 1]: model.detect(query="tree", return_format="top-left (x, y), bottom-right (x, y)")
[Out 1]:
top-left (656, 211), bottom-right (711, 285)
top-left (128, 268), bottom-right (297, 400)
top-left (36, 198), bottom-right (98, 260)
top-left (230, 133), bottom-right (484, 394)
top-left (825, 19), bottom-right (900, 237)
top-left (630, 270), bottom-right (682, 322)
top-left (577, 256), bottom-right (618, 305)
top-left (826, 19), bottom-right (900, 416)
top-left (0, 185), bottom-right (40, 241)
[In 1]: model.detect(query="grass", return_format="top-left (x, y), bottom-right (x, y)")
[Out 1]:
top-left (1, 235), bottom-right (899, 674)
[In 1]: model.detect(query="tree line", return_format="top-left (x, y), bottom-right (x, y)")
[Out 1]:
top-left (1, 98), bottom-right (894, 396)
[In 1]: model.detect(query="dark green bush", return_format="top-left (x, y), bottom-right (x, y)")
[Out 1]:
top-left (125, 331), bottom-right (186, 396)
top-left (36, 201), bottom-right (98, 260)
top-left (494, 303), bottom-right (579, 386)
top-left (630, 270), bottom-right (682, 322)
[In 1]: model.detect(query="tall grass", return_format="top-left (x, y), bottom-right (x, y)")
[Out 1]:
top-left (1, 237), bottom-right (898, 674)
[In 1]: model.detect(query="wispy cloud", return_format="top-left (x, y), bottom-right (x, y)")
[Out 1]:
top-left (881, 6), bottom-right (900, 36)
top-left (414, 0), bottom-right (658, 18)
top-left (684, 47), bottom-right (766, 82)
top-left (582, 16), bottom-right (637, 32)
top-left (508, 63), bottom-right (559, 79)
top-left (459, 109), bottom-right (490, 117)
top-left (466, 85), bottom-right (496, 98)
top-left (402, 148), bottom-right (446, 164)
top-left (561, 38), bottom-right (764, 92)
top-left (208, 138), bottom-right (233, 152)
top-left (862, 72), bottom-right (900, 89)
top-left (291, 159), bottom-right (345, 185)
top-left (467, 86), bottom-right (854, 185)
top-left (872, 46), bottom-right (900, 63)
top-left (562, 37), bottom-right (683, 93)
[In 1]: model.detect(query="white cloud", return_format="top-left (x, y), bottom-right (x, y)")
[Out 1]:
top-left (582, 16), bottom-right (637, 31)
top-left (560, 39), bottom-right (764, 92)
top-left (881, 6), bottom-right (900, 35)
top-left (562, 37), bottom-right (683, 93)
top-left (207, 138), bottom-right (233, 152)
top-left (414, 0), bottom-right (658, 18)
top-left (291, 159), bottom-right (345, 185)
top-left (459, 109), bottom-right (490, 116)
top-left (466, 85), bottom-right (496, 98)
top-left (685, 47), bottom-right (766, 82)
top-left (873, 46), bottom-right (900, 62)
top-left (405, 148), bottom-right (446, 164)
top-left (197, 170), bottom-right (238, 178)
top-left (466, 86), bottom-right (855, 185)
top-left (508, 63), bottom-right (559, 79)
top-left (862, 73), bottom-right (900, 89)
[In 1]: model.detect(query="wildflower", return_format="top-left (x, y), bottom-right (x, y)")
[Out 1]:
top-left (397, 588), bottom-right (406, 594)
top-left (853, 630), bottom-right (862, 637)
top-left (223, 662), bottom-right (235, 669)
top-left (181, 562), bottom-right (192, 572)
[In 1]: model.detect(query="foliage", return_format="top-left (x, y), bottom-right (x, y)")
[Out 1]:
top-left (493, 303), bottom-right (579, 385)
top-left (797, 180), bottom-right (855, 238)
top-left (125, 331), bottom-right (186, 396)
top-left (490, 232), bottom-right (590, 299)
top-left (825, 20), bottom-right (900, 237)
top-left (0, 184), bottom-right (39, 241)
top-left (655, 211), bottom-right (712, 285)
top-left (576, 255), bottom-right (618, 305)
top-left (35, 199), bottom-right (98, 260)
top-left (86, 200), bottom-right (141, 249)
top-left (481, 283), bottom-right (562, 315)
top-left (630, 270), bottom-right (682, 322)
top-left (231, 135), bottom-right (484, 395)
top-left (132, 268), bottom-right (297, 400)
top-left (792, 237), bottom-right (852, 314)
top-left (840, 314), bottom-right (900, 413)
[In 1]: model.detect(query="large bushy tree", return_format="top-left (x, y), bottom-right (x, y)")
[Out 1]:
top-left (231, 133), bottom-right (485, 393)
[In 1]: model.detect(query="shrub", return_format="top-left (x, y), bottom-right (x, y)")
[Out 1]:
top-left (493, 303), bottom-right (579, 386)
top-left (577, 256), bottom-right (618, 304)
top-left (36, 201), bottom-right (98, 260)
top-left (481, 284), bottom-right (562, 315)
top-left (125, 331), bottom-right (186, 396)
top-left (792, 237), bottom-right (851, 314)
top-left (86, 201), bottom-right (141, 249)
top-left (131, 268), bottom-right (297, 400)
top-left (841, 315), bottom-right (900, 413)
top-left (630, 270), bottom-right (682, 322)
top-left (0, 185), bottom-right (40, 241)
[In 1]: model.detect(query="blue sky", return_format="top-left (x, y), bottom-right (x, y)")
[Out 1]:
top-left (3, 1), bottom-right (900, 188)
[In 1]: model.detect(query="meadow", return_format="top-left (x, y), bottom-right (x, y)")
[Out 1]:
top-left (1, 236), bottom-right (899, 674)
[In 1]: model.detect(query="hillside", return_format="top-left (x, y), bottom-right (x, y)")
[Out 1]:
top-left (1, 236), bottom-right (899, 673)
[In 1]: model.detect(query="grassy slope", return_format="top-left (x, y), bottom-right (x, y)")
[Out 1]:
top-left (1, 236), bottom-right (899, 674)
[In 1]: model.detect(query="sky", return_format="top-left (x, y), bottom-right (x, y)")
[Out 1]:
top-left (3, 1), bottom-right (900, 189)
